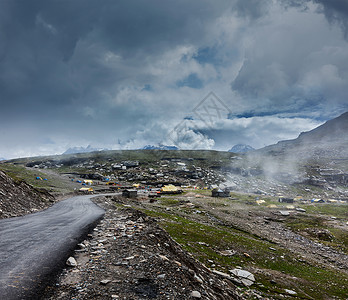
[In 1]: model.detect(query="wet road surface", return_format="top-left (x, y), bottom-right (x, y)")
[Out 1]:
top-left (0, 195), bottom-right (105, 299)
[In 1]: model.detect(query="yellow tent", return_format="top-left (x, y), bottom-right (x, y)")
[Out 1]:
top-left (132, 183), bottom-right (140, 188)
top-left (79, 187), bottom-right (94, 193)
top-left (83, 180), bottom-right (93, 185)
top-left (256, 200), bottom-right (266, 205)
top-left (160, 184), bottom-right (182, 194)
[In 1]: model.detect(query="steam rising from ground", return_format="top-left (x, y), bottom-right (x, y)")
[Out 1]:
top-left (244, 152), bottom-right (306, 183)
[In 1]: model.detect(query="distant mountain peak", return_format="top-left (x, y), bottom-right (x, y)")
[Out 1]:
top-left (63, 145), bottom-right (108, 155)
top-left (228, 144), bottom-right (255, 153)
top-left (141, 144), bottom-right (179, 150)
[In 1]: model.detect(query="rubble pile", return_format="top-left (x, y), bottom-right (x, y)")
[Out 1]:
top-left (0, 170), bottom-right (53, 219)
top-left (46, 197), bottom-right (243, 299)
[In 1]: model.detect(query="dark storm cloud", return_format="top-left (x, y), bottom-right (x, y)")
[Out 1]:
top-left (280, 0), bottom-right (348, 38)
top-left (0, 0), bottom-right (270, 125)
top-left (0, 0), bottom-right (347, 158)
top-left (234, 0), bottom-right (272, 19)
top-left (231, 0), bottom-right (348, 120)
top-left (316, 0), bottom-right (348, 38)
top-left (0, 0), bottom-right (251, 157)
top-left (0, 0), bottom-right (232, 120)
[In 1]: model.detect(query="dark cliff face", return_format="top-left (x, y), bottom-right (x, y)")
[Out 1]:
top-left (0, 170), bottom-right (53, 219)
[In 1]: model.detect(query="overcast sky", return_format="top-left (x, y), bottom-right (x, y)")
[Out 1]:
top-left (0, 0), bottom-right (348, 159)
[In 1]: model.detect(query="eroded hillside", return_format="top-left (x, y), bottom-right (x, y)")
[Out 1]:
top-left (0, 170), bottom-right (53, 218)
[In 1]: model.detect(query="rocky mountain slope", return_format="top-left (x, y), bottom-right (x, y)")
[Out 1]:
top-left (257, 111), bottom-right (348, 159)
top-left (0, 170), bottom-right (53, 218)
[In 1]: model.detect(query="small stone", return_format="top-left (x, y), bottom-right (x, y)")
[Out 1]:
top-left (198, 242), bottom-right (209, 246)
top-left (100, 279), bottom-right (111, 285)
top-left (66, 257), bottom-right (77, 267)
top-left (157, 274), bottom-right (166, 279)
top-left (284, 289), bottom-right (297, 295)
top-left (229, 269), bottom-right (255, 286)
top-left (124, 256), bottom-right (135, 260)
top-left (212, 270), bottom-right (232, 280)
top-left (296, 208), bottom-right (306, 212)
top-left (191, 291), bottom-right (201, 298)
top-left (194, 274), bottom-right (203, 284)
top-left (158, 254), bottom-right (169, 261)
top-left (174, 260), bottom-right (182, 267)
top-left (279, 210), bottom-right (290, 216)
top-left (220, 249), bottom-right (236, 256)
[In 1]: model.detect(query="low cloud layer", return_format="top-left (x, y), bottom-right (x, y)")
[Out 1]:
top-left (0, 0), bottom-right (347, 158)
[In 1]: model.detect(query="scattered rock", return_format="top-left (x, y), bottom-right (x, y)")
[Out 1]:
top-left (174, 260), bottom-right (182, 267)
top-left (100, 279), bottom-right (111, 285)
top-left (66, 257), bottom-right (77, 267)
top-left (194, 274), bottom-right (203, 284)
top-left (77, 243), bottom-right (86, 249)
top-left (230, 269), bottom-right (255, 286)
top-left (191, 290), bottom-right (201, 298)
top-left (219, 249), bottom-right (236, 256)
top-left (158, 254), bottom-right (169, 261)
top-left (124, 255), bottom-right (136, 260)
top-left (279, 210), bottom-right (290, 216)
top-left (284, 289), bottom-right (297, 295)
top-left (212, 270), bottom-right (233, 280)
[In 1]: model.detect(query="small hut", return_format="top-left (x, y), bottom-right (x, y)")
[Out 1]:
top-left (212, 188), bottom-right (230, 197)
top-left (122, 189), bottom-right (138, 198)
top-left (278, 197), bottom-right (294, 203)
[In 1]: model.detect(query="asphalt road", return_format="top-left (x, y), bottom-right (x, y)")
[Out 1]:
top-left (0, 195), bottom-right (106, 299)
